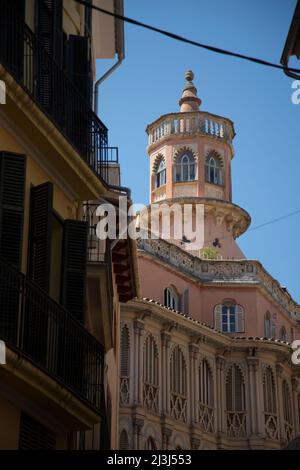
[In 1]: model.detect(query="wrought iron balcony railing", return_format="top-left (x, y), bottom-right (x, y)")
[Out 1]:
top-left (0, 256), bottom-right (104, 414)
top-left (0, 6), bottom-right (118, 182)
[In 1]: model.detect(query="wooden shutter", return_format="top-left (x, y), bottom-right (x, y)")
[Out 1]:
top-left (66, 35), bottom-right (92, 104)
top-left (214, 304), bottom-right (222, 331)
top-left (0, 1), bottom-right (25, 80)
top-left (0, 151), bottom-right (26, 269)
top-left (182, 289), bottom-right (189, 314)
top-left (19, 413), bottom-right (55, 450)
top-left (28, 183), bottom-right (53, 293)
top-left (61, 220), bottom-right (87, 322)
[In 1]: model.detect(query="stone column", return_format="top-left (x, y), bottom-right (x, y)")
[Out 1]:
top-left (161, 332), bottom-right (171, 416)
top-left (216, 355), bottom-right (225, 435)
top-left (246, 357), bottom-right (260, 436)
top-left (134, 319), bottom-right (145, 405)
top-left (275, 363), bottom-right (284, 443)
top-left (161, 426), bottom-right (172, 450)
top-left (190, 436), bottom-right (200, 450)
top-left (132, 418), bottom-right (144, 450)
top-left (189, 343), bottom-right (199, 424)
top-left (292, 377), bottom-right (299, 436)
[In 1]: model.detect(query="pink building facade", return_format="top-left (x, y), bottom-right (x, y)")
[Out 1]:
top-left (119, 72), bottom-right (300, 450)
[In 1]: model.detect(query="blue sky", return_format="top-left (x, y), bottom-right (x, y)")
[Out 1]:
top-left (96, 0), bottom-right (300, 302)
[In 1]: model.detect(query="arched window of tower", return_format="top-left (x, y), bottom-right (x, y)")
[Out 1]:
top-left (174, 150), bottom-right (196, 182)
top-left (205, 150), bottom-right (224, 186)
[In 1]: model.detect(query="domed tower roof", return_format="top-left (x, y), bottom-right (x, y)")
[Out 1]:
top-left (179, 70), bottom-right (202, 112)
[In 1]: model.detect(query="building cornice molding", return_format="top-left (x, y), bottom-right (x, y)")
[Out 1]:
top-left (137, 236), bottom-right (300, 324)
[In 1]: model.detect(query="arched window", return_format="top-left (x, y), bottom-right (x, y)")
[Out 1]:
top-left (170, 346), bottom-right (187, 422)
top-left (143, 334), bottom-right (159, 412)
top-left (283, 380), bottom-right (292, 425)
top-left (205, 152), bottom-right (223, 185)
top-left (199, 359), bottom-right (214, 407)
top-left (120, 325), bottom-right (130, 376)
top-left (280, 326), bottom-right (288, 342)
top-left (119, 430), bottom-right (129, 450)
top-left (264, 312), bottom-right (272, 338)
top-left (174, 152), bottom-right (196, 182)
top-left (214, 302), bottom-right (245, 333)
top-left (263, 366), bottom-right (278, 439)
top-left (164, 286), bottom-right (179, 310)
top-left (198, 359), bottom-right (214, 433)
top-left (145, 436), bottom-right (156, 450)
top-left (155, 157), bottom-right (166, 188)
top-left (226, 365), bottom-right (245, 411)
top-left (263, 367), bottom-right (277, 414)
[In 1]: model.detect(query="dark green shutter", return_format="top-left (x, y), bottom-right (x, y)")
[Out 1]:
top-left (28, 183), bottom-right (53, 293)
top-left (62, 220), bottom-right (87, 323)
top-left (0, 151), bottom-right (26, 269)
top-left (66, 35), bottom-right (92, 104)
top-left (36, 0), bottom-right (63, 112)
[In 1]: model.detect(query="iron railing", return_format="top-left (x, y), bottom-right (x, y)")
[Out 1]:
top-left (0, 4), bottom-right (117, 182)
top-left (0, 256), bottom-right (104, 414)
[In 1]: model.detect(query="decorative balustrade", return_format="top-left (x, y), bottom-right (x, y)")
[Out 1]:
top-left (148, 112), bottom-right (234, 146)
top-left (264, 413), bottom-right (279, 440)
top-left (120, 377), bottom-right (130, 405)
top-left (226, 411), bottom-right (247, 438)
top-left (0, 256), bottom-right (104, 413)
top-left (170, 392), bottom-right (187, 422)
top-left (143, 383), bottom-right (159, 413)
top-left (198, 403), bottom-right (215, 433)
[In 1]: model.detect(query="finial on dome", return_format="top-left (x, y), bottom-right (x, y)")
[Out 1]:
top-left (179, 69), bottom-right (201, 112)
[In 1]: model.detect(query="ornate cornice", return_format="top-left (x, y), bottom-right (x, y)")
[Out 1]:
top-left (137, 236), bottom-right (300, 324)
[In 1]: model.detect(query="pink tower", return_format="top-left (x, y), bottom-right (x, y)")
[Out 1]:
top-left (144, 70), bottom-right (250, 260)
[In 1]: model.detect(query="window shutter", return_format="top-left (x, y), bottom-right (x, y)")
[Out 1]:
top-left (28, 183), bottom-right (53, 293)
top-left (0, 1), bottom-right (25, 80)
top-left (120, 326), bottom-right (130, 376)
top-left (214, 304), bottom-right (222, 331)
top-left (66, 35), bottom-right (92, 104)
top-left (0, 151), bottom-right (26, 269)
top-left (236, 305), bottom-right (245, 333)
top-left (37, 0), bottom-right (62, 63)
top-left (62, 220), bottom-right (88, 323)
top-left (19, 413), bottom-right (55, 450)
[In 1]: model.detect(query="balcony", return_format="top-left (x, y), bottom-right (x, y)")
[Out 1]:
top-left (147, 111), bottom-right (235, 147)
top-left (0, 6), bottom-right (116, 183)
top-left (0, 256), bottom-right (104, 414)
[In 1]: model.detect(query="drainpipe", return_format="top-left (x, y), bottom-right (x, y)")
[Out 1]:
top-left (94, 0), bottom-right (125, 116)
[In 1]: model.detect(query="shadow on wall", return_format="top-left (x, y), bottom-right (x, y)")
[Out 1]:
top-left (286, 436), bottom-right (300, 449)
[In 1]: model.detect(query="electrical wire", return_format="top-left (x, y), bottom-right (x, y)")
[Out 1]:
top-left (74, 0), bottom-right (300, 74)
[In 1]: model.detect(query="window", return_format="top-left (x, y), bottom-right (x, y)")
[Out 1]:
top-left (164, 286), bottom-right (179, 310)
top-left (143, 334), bottom-right (159, 412)
top-left (199, 359), bottom-right (214, 407)
top-left (155, 158), bottom-right (166, 188)
top-left (119, 430), bottom-right (129, 450)
top-left (19, 413), bottom-right (56, 450)
top-left (174, 152), bottom-right (196, 182)
top-left (120, 325), bottom-right (130, 377)
top-left (170, 346), bottom-right (187, 421)
top-left (214, 303), bottom-right (244, 333)
top-left (282, 381), bottom-right (292, 425)
top-left (226, 365), bottom-right (245, 411)
top-left (145, 437), bottom-right (156, 450)
top-left (264, 312), bottom-right (272, 338)
top-left (280, 326), bottom-right (288, 342)
top-left (205, 152), bottom-right (223, 185)
top-left (263, 367), bottom-right (277, 414)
